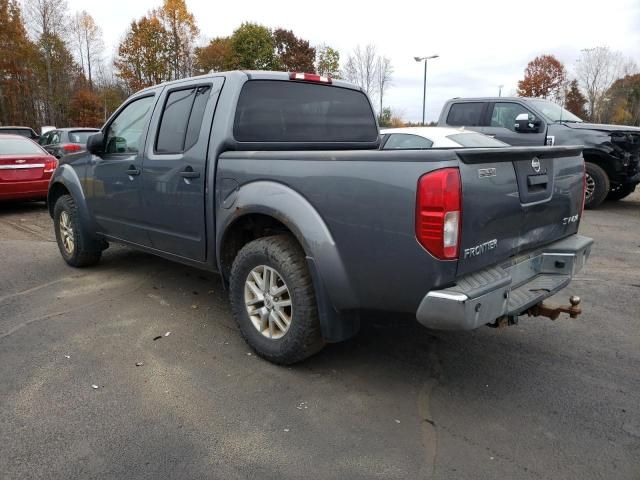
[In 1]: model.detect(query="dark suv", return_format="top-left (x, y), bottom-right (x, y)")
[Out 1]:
top-left (438, 97), bottom-right (640, 208)
top-left (0, 126), bottom-right (39, 140)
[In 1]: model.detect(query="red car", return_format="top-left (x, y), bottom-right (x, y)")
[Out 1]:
top-left (0, 134), bottom-right (58, 202)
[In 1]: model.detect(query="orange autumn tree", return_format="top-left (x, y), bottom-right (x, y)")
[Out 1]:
top-left (69, 87), bottom-right (103, 127)
top-left (156, 0), bottom-right (198, 79)
top-left (517, 54), bottom-right (567, 101)
top-left (0, 0), bottom-right (39, 128)
top-left (114, 14), bottom-right (173, 94)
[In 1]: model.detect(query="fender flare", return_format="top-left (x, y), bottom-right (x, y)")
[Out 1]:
top-left (216, 181), bottom-right (360, 341)
top-left (48, 165), bottom-right (99, 238)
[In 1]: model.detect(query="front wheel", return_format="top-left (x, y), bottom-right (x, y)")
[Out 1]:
top-left (229, 235), bottom-right (325, 365)
top-left (584, 162), bottom-right (610, 209)
top-left (53, 194), bottom-right (102, 267)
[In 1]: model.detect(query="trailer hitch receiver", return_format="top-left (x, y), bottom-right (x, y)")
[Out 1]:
top-left (527, 295), bottom-right (582, 320)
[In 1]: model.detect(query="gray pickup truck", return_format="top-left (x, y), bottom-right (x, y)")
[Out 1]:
top-left (48, 71), bottom-right (593, 364)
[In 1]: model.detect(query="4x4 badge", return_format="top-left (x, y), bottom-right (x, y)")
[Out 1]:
top-left (531, 157), bottom-right (541, 173)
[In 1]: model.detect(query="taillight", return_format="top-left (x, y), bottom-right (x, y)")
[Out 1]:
top-left (62, 143), bottom-right (82, 153)
top-left (580, 160), bottom-right (586, 214)
top-left (416, 168), bottom-right (462, 260)
top-left (43, 157), bottom-right (58, 173)
top-left (289, 72), bottom-right (332, 84)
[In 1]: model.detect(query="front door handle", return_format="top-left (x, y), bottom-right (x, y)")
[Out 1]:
top-left (126, 166), bottom-right (141, 176)
top-left (180, 167), bottom-right (200, 179)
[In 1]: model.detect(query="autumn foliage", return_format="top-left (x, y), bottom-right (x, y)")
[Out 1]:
top-left (517, 55), bottom-right (567, 100)
top-left (69, 88), bottom-right (103, 127)
top-left (195, 23), bottom-right (318, 74)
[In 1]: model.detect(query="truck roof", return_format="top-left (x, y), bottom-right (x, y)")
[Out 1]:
top-left (138, 70), bottom-right (363, 94)
top-left (446, 97), bottom-right (542, 102)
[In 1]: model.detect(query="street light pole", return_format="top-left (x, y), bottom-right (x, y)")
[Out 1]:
top-left (422, 60), bottom-right (427, 125)
top-left (498, 85), bottom-right (504, 97)
top-left (414, 55), bottom-right (439, 126)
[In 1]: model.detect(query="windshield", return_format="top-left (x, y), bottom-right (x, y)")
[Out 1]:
top-left (0, 137), bottom-right (46, 155)
top-left (69, 130), bottom-right (99, 144)
top-left (528, 99), bottom-right (583, 123)
top-left (447, 133), bottom-right (507, 148)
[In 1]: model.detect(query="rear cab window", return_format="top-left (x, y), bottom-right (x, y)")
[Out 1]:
top-left (233, 80), bottom-right (378, 144)
top-left (446, 103), bottom-right (487, 126)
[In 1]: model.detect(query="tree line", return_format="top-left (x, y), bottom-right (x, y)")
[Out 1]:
top-left (516, 48), bottom-right (639, 125)
top-left (0, 0), bottom-right (396, 131)
top-left (3, 0), bottom-right (637, 131)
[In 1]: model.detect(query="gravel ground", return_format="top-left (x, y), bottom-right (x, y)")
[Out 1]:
top-left (1, 192), bottom-right (639, 480)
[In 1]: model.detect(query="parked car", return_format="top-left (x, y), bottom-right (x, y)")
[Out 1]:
top-left (48, 71), bottom-right (592, 364)
top-left (39, 128), bottom-right (100, 159)
top-left (438, 97), bottom-right (640, 208)
top-left (0, 134), bottom-right (58, 202)
top-left (0, 126), bottom-right (39, 140)
top-left (380, 127), bottom-right (508, 149)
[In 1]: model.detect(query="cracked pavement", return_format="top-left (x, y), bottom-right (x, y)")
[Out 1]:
top-left (1, 194), bottom-right (639, 479)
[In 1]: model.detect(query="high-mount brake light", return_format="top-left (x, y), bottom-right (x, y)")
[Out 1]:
top-left (289, 72), bottom-right (332, 84)
top-left (415, 168), bottom-right (462, 260)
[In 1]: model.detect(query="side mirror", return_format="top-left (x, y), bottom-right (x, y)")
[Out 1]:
top-left (514, 113), bottom-right (541, 133)
top-left (87, 132), bottom-right (104, 155)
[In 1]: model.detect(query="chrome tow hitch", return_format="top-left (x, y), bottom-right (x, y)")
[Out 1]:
top-left (527, 295), bottom-right (582, 321)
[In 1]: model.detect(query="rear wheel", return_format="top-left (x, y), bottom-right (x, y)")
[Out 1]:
top-left (607, 184), bottom-right (636, 201)
top-left (229, 234), bottom-right (324, 365)
top-left (584, 162), bottom-right (610, 209)
top-left (53, 194), bottom-right (102, 267)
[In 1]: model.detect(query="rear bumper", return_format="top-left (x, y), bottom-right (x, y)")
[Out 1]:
top-left (416, 234), bottom-right (593, 330)
top-left (0, 180), bottom-right (50, 201)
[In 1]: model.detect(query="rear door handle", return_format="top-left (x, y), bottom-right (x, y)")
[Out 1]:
top-left (126, 166), bottom-right (141, 176)
top-left (180, 168), bottom-right (200, 179)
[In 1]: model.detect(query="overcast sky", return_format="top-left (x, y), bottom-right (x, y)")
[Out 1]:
top-left (67, 0), bottom-right (640, 122)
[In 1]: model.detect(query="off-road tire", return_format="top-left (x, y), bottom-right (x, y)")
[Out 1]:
top-left (53, 194), bottom-right (102, 267)
top-left (229, 234), bottom-right (325, 365)
top-left (584, 162), bottom-right (610, 209)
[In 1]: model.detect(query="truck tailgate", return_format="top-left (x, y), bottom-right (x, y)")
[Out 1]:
top-left (455, 146), bottom-right (584, 276)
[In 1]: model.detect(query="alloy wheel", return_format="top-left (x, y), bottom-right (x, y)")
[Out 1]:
top-left (59, 210), bottom-right (75, 254)
top-left (585, 172), bottom-right (595, 201)
top-left (244, 265), bottom-right (293, 339)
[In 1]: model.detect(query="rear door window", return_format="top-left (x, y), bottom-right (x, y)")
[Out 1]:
top-left (233, 80), bottom-right (378, 143)
top-left (383, 134), bottom-right (433, 149)
top-left (446, 103), bottom-right (486, 126)
top-left (155, 86), bottom-right (211, 154)
top-left (39, 132), bottom-right (52, 145)
top-left (49, 131), bottom-right (61, 145)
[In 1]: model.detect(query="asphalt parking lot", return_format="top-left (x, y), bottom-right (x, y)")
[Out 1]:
top-left (1, 193), bottom-right (639, 480)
